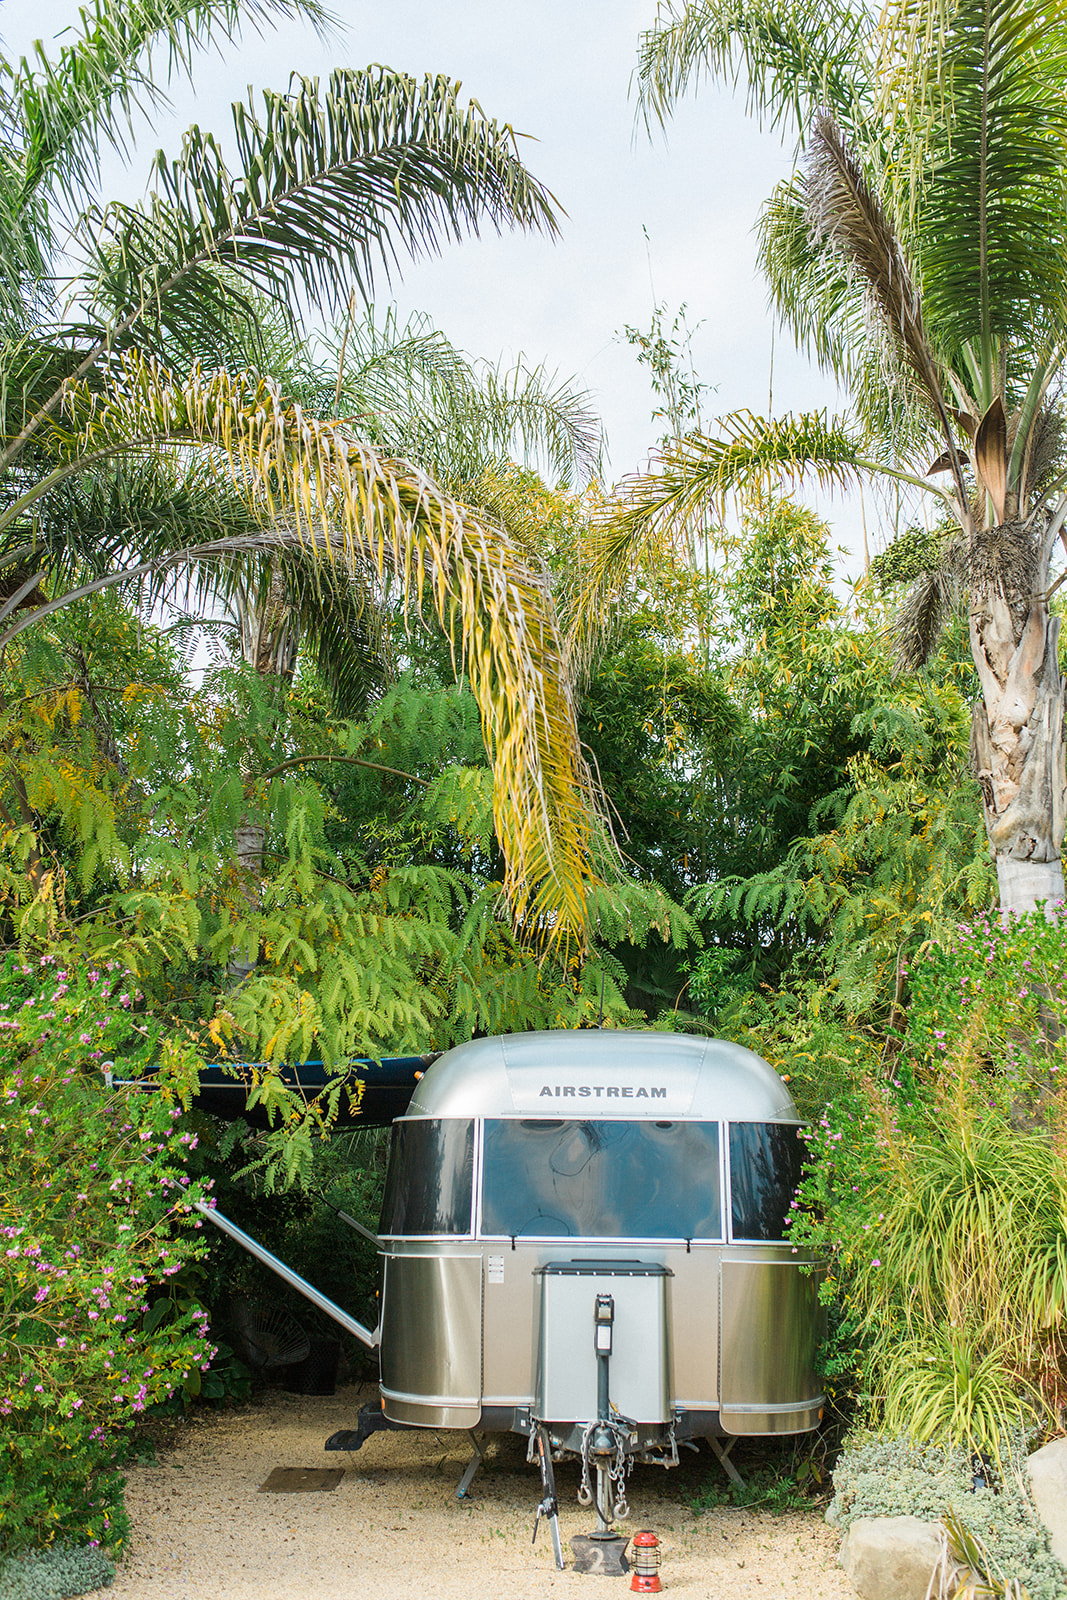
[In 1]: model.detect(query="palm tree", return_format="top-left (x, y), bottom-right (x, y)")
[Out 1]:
top-left (595, 0), bottom-right (1067, 915)
top-left (0, 0), bottom-right (605, 947)
top-left (211, 303), bottom-right (602, 706)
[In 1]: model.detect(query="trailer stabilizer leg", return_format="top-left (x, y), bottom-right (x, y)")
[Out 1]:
top-left (531, 1426), bottom-right (564, 1570)
top-left (708, 1434), bottom-right (746, 1488)
top-left (456, 1432), bottom-right (486, 1499)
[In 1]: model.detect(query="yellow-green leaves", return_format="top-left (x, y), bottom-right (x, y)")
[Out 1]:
top-left (55, 351), bottom-right (603, 949)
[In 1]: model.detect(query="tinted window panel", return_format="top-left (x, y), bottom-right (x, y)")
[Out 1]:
top-left (729, 1122), bottom-right (806, 1241)
top-left (481, 1119), bottom-right (721, 1240)
top-left (379, 1119), bottom-right (474, 1235)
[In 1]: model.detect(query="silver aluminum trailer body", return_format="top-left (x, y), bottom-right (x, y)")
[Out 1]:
top-left (375, 1030), bottom-right (823, 1447)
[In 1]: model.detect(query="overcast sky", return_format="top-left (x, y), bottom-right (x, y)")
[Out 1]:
top-left (0, 0), bottom-right (884, 565)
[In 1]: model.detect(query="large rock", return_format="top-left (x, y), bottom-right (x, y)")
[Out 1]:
top-left (838, 1516), bottom-right (959, 1600)
top-left (1028, 1437), bottom-right (1067, 1564)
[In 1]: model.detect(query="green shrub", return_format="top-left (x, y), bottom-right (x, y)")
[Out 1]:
top-left (692, 1464), bottom-right (814, 1513)
top-left (903, 909), bottom-right (1067, 1072)
top-left (0, 949), bottom-right (211, 1553)
top-left (828, 1434), bottom-right (1066, 1600)
top-left (792, 911), bottom-right (1067, 1450)
top-left (0, 1543), bottom-right (114, 1600)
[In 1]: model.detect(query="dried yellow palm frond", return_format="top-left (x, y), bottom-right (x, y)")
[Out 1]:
top-left (45, 351), bottom-right (605, 950)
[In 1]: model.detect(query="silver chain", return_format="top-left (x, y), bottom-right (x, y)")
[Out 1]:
top-left (610, 1420), bottom-right (633, 1521)
top-left (577, 1421), bottom-right (596, 1506)
top-left (532, 1415), bottom-right (639, 1520)
top-left (576, 1416), bottom-right (635, 1519)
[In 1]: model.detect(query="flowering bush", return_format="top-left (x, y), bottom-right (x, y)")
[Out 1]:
top-left (792, 911), bottom-right (1067, 1452)
top-left (904, 908), bottom-right (1067, 1092)
top-left (0, 948), bottom-right (211, 1554)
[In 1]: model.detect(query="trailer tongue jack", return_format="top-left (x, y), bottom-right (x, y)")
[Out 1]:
top-left (569, 1292), bottom-right (631, 1575)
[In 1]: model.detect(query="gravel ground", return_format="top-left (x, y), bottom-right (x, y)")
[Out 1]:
top-left (107, 1385), bottom-right (854, 1600)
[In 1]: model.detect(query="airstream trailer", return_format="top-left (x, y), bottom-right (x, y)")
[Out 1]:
top-left (195, 1030), bottom-right (823, 1561)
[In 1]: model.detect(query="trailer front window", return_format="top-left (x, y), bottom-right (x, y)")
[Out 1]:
top-left (480, 1119), bottom-right (722, 1240)
top-left (379, 1118), bottom-right (474, 1236)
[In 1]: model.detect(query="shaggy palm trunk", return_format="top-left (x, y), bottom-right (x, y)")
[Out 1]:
top-left (238, 560), bottom-right (300, 679)
top-left (229, 820), bottom-right (266, 985)
top-left (969, 567), bottom-right (1067, 915)
top-left (228, 562), bottom-right (298, 984)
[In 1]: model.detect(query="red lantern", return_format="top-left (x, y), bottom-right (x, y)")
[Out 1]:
top-left (630, 1530), bottom-right (662, 1593)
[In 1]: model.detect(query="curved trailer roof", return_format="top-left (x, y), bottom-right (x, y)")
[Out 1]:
top-left (407, 1030), bottom-right (799, 1122)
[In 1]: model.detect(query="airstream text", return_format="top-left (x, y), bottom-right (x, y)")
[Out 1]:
top-left (537, 1084), bottom-right (666, 1097)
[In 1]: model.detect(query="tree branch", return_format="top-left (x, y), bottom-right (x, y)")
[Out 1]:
top-left (256, 753), bottom-right (430, 788)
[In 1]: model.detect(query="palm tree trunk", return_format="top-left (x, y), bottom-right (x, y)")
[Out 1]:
top-left (237, 560), bottom-right (300, 679)
top-left (969, 589), bottom-right (1067, 915)
top-left (228, 820), bottom-right (266, 986)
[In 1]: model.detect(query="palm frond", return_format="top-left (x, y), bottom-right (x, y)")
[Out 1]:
top-left (85, 252), bottom-right (270, 369)
top-left (757, 175), bottom-right (866, 378)
top-left (43, 351), bottom-right (602, 948)
top-left (282, 552), bottom-right (390, 717)
top-left (0, 529), bottom-right (291, 643)
top-left (569, 409), bottom-right (866, 663)
top-left (327, 305), bottom-right (476, 422)
top-left (0, 162), bottom-right (49, 329)
top-left (635, 0), bottom-right (873, 143)
top-left (7, 0), bottom-right (334, 213)
top-left (617, 407), bottom-right (867, 528)
top-left (890, 535), bottom-right (968, 670)
top-left (806, 118), bottom-right (941, 418)
top-left (476, 362), bottom-right (602, 486)
top-left (0, 450), bottom-right (383, 721)
top-left (226, 544), bottom-right (391, 715)
top-left (79, 67), bottom-right (559, 336)
top-left (1, 452), bottom-right (265, 596)
top-left (804, 114), bottom-right (971, 505)
top-left (0, 67), bottom-right (561, 476)
top-left (325, 309), bottom-right (601, 486)
top-left (1020, 402), bottom-right (1066, 504)
top-left (909, 0), bottom-right (1067, 397)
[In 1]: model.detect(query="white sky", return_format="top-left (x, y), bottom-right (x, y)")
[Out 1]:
top-left (0, 0), bottom-right (896, 567)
